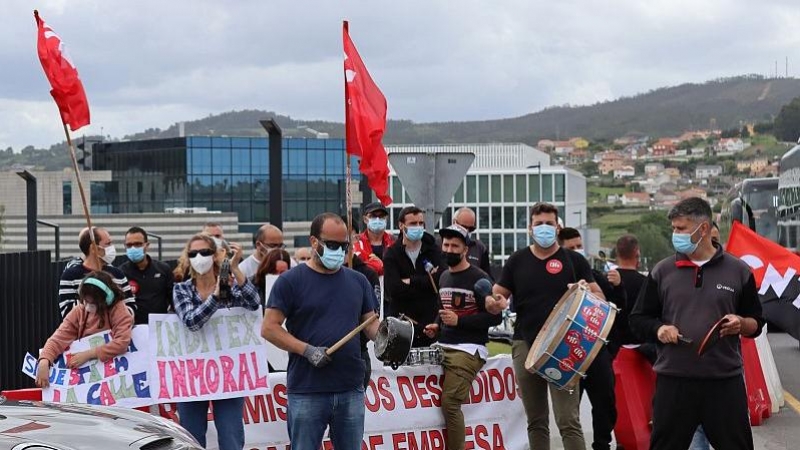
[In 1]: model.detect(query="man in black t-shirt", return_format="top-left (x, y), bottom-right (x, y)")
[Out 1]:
top-left (423, 224), bottom-right (501, 450)
top-left (494, 203), bottom-right (604, 450)
top-left (119, 226), bottom-right (174, 325)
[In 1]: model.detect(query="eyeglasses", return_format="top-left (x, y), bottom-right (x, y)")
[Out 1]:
top-left (188, 248), bottom-right (215, 258)
top-left (262, 242), bottom-right (286, 250)
top-left (455, 222), bottom-right (476, 233)
top-left (124, 242), bottom-right (146, 249)
top-left (316, 238), bottom-right (350, 252)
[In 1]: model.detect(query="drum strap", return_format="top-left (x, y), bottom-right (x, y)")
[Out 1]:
top-left (560, 247), bottom-right (578, 284)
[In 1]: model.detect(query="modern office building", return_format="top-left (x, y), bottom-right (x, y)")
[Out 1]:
top-left (385, 143), bottom-right (587, 264)
top-left (91, 136), bottom-right (362, 225)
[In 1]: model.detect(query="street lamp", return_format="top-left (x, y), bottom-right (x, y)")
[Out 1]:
top-left (527, 163), bottom-right (543, 203)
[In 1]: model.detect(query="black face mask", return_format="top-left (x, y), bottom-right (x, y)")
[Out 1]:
top-left (443, 252), bottom-right (464, 267)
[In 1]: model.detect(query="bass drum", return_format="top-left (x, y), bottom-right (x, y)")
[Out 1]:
top-left (374, 316), bottom-right (414, 370)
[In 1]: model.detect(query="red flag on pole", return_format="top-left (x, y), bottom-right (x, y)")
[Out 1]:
top-left (343, 22), bottom-right (392, 206)
top-left (34, 10), bottom-right (90, 131)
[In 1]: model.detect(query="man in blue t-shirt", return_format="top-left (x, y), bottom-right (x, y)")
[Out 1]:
top-left (262, 213), bottom-right (380, 450)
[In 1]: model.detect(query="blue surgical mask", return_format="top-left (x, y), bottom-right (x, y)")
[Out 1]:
top-left (531, 224), bottom-right (557, 248)
top-left (368, 217), bottom-right (387, 233)
top-left (126, 247), bottom-right (146, 263)
top-left (574, 248), bottom-right (586, 258)
top-left (672, 224), bottom-right (702, 255)
top-left (405, 226), bottom-right (425, 242)
top-left (318, 246), bottom-right (345, 271)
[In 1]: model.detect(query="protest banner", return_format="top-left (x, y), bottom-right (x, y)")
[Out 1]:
top-left (21, 326), bottom-right (151, 408)
top-left (148, 307), bottom-right (270, 402)
top-left (184, 355), bottom-right (526, 450)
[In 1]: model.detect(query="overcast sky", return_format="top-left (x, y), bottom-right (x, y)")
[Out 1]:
top-left (2, 0), bottom-right (800, 150)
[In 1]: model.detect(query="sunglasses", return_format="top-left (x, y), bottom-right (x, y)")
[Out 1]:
top-left (316, 238), bottom-right (350, 252)
top-left (455, 222), bottom-right (476, 233)
top-left (188, 248), bottom-right (215, 258)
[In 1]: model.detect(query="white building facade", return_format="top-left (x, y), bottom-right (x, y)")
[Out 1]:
top-left (385, 143), bottom-right (587, 264)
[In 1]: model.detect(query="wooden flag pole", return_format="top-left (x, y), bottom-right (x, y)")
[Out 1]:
top-left (63, 123), bottom-right (100, 261)
top-left (343, 20), bottom-right (354, 267)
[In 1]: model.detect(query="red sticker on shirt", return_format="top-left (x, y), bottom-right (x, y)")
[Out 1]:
top-left (129, 280), bottom-right (139, 295)
top-left (545, 259), bottom-right (563, 274)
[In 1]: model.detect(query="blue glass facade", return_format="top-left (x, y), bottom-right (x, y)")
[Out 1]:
top-left (92, 136), bottom-right (361, 223)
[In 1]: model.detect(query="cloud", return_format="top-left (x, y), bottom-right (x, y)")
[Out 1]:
top-left (2, 0), bottom-right (799, 150)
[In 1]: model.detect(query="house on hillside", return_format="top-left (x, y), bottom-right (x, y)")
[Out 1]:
top-left (665, 167), bottom-right (681, 179)
top-left (645, 162), bottom-right (665, 177)
top-left (599, 151), bottom-right (627, 175)
top-left (652, 138), bottom-right (677, 157)
top-left (536, 140), bottom-right (555, 152)
top-left (636, 173), bottom-right (673, 194)
top-left (654, 189), bottom-right (680, 208)
top-left (621, 192), bottom-right (651, 207)
top-left (716, 138), bottom-right (746, 154)
top-left (749, 157), bottom-right (769, 175)
top-left (567, 148), bottom-right (589, 165)
top-left (614, 166), bottom-right (636, 179)
top-left (695, 165), bottom-right (723, 179)
top-left (677, 187), bottom-right (708, 201)
top-left (553, 140), bottom-right (577, 155)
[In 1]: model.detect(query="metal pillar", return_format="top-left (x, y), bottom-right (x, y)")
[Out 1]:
top-left (260, 119), bottom-right (283, 229)
top-left (15, 169), bottom-right (37, 251)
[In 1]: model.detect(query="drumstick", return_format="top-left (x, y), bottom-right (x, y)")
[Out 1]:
top-left (326, 314), bottom-right (379, 356)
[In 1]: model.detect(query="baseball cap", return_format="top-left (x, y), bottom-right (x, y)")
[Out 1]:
top-left (439, 224), bottom-right (471, 246)
top-left (363, 202), bottom-right (389, 216)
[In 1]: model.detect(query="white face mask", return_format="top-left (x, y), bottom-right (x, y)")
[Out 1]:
top-left (101, 245), bottom-right (116, 264)
top-left (190, 254), bottom-right (214, 275)
top-left (84, 303), bottom-right (97, 314)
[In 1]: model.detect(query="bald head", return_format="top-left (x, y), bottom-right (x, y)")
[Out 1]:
top-left (255, 223), bottom-right (285, 257)
top-left (453, 207), bottom-right (477, 232)
top-left (294, 247), bottom-right (313, 263)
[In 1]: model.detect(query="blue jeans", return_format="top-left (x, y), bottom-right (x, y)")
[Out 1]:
top-left (287, 388), bottom-right (365, 450)
top-left (689, 425), bottom-right (711, 450)
top-left (177, 397), bottom-right (245, 450)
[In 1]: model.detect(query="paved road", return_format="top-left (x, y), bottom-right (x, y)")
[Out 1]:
top-left (543, 331), bottom-right (799, 449)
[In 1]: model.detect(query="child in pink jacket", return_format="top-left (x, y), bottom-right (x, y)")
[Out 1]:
top-left (36, 270), bottom-right (134, 388)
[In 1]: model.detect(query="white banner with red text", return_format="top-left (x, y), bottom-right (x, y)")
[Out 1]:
top-left (152, 355), bottom-right (527, 450)
top-left (148, 307), bottom-right (271, 403)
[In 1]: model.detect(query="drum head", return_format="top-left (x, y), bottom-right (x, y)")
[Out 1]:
top-left (527, 285), bottom-right (582, 369)
top-left (374, 320), bottom-right (390, 357)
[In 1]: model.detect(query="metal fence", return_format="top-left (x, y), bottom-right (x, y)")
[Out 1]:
top-left (0, 251), bottom-right (67, 391)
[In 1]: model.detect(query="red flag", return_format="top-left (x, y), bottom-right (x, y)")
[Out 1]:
top-left (727, 221), bottom-right (800, 339)
top-left (343, 23), bottom-right (392, 206)
top-left (35, 10), bottom-right (90, 131)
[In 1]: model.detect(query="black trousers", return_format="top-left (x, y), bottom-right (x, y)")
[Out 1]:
top-left (651, 374), bottom-right (753, 450)
top-left (580, 348), bottom-right (617, 450)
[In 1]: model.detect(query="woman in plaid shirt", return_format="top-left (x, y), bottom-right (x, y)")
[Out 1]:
top-left (172, 233), bottom-right (261, 450)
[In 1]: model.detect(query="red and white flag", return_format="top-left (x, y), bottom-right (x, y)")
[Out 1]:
top-left (343, 22), bottom-right (392, 205)
top-left (34, 10), bottom-right (90, 131)
top-left (727, 221), bottom-right (800, 339)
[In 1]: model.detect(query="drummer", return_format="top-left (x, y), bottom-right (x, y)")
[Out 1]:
top-left (493, 202), bottom-right (604, 450)
top-left (422, 224), bottom-right (502, 450)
